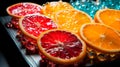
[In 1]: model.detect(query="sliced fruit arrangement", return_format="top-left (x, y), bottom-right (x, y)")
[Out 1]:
top-left (42, 1), bottom-right (74, 21)
top-left (55, 9), bottom-right (93, 35)
top-left (94, 8), bottom-right (120, 32)
top-left (37, 29), bottom-right (86, 64)
top-left (6, 2), bottom-right (43, 18)
top-left (80, 23), bottom-right (120, 53)
top-left (6, 1), bottom-right (120, 66)
top-left (6, 2), bottom-right (43, 54)
top-left (19, 14), bottom-right (57, 39)
top-left (6, 2), bottom-right (43, 29)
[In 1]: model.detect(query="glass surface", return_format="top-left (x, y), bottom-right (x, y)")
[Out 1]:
top-left (70, 0), bottom-right (120, 18)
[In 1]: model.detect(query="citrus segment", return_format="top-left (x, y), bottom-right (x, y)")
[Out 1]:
top-left (7, 2), bottom-right (42, 18)
top-left (80, 23), bottom-right (120, 53)
top-left (42, 1), bottom-right (74, 21)
top-left (55, 9), bottom-right (93, 34)
top-left (94, 9), bottom-right (120, 32)
top-left (19, 14), bottom-right (57, 39)
top-left (37, 29), bottom-right (86, 64)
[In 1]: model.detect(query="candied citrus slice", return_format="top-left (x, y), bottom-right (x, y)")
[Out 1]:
top-left (94, 8), bottom-right (120, 32)
top-left (19, 14), bottom-right (57, 39)
top-left (55, 9), bottom-right (93, 35)
top-left (37, 29), bottom-right (86, 64)
top-left (42, 1), bottom-right (74, 21)
top-left (80, 23), bottom-right (120, 53)
top-left (6, 2), bottom-right (42, 18)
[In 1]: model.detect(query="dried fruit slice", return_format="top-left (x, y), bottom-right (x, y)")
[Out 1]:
top-left (37, 29), bottom-right (86, 64)
top-left (94, 8), bottom-right (120, 32)
top-left (19, 14), bottom-right (57, 39)
top-left (80, 23), bottom-right (120, 53)
top-left (6, 2), bottom-right (42, 18)
top-left (42, 1), bottom-right (74, 21)
top-left (55, 9), bottom-right (93, 35)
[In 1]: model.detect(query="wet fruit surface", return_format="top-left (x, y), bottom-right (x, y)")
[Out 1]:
top-left (94, 9), bottom-right (120, 32)
top-left (7, 2), bottom-right (42, 18)
top-left (41, 30), bottom-right (82, 58)
top-left (37, 30), bottom-right (86, 64)
top-left (80, 23), bottom-right (120, 53)
top-left (55, 9), bottom-right (93, 34)
top-left (42, 1), bottom-right (74, 21)
top-left (19, 14), bottom-right (57, 39)
top-left (5, 1), bottom-right (120, 67)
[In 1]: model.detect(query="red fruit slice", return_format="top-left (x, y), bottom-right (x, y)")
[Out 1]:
top-left (37, 29), bottom-right (86, 64)
top-left (19, 14), bottom-right (57, 39)
top-left (6, 2), bottom-right (42, 18)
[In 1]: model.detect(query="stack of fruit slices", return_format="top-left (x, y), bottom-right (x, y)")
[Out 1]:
top-left (79, 8), bottom-right (120, 65)
top-left (6, 1), bottom-right (88, 66)
top-left (42, 1), bottom-right (93, 35)
top-left (6, 0), bottom-right (120, 67)
top-left (6, 2), bottom-right (43, 29)
top-left (6, 2), bottom-right (58, 54)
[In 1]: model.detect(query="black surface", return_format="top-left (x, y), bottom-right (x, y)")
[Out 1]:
top-left (0, 19), bottom-right (29, 67)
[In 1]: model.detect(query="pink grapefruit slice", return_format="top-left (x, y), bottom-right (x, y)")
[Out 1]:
top-left (19, 14), bottom-right (57, 39)
top-left (6, 2), bottom-right (43, 18)
top-left (37, 29), bottom-right (86, 64)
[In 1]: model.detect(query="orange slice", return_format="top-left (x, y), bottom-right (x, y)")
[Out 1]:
top-left (6, 2), bottom-right (42, 18)
top-left (19, 14), bottom-right (57, 39)
top-left (55, 9), bottom-right (93, 35)
top-left (80, 23), bottom-right (120, 53)
top-left (94, 8), bottom-right (120, 32)
top-left (37, 29), bottom-right (86, 64)
top-left (42, 1), bottom-right (74, 21)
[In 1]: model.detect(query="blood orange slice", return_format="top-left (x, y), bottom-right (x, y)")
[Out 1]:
top-left (19, 14), bottom-right (57, 39)
top-left (6, 2), bottom-right (42, 18)
top-left (37, 29), bottom-right (86, 64)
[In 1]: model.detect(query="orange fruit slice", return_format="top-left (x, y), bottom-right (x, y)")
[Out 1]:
top-left (19, 14), bottom-right (57, 39)
top-left (55, 9), bottom-right (93, 35)
top-left (80, 23), bottom-right (120, 53)
top-left (37, 29), bottom-right (86, 64)
top-left (94, 8), bottom-right (120, 32)
top-left (42, 1), bottom-right (74, 21)
top-left (6, 2), bottom-right (42, 18)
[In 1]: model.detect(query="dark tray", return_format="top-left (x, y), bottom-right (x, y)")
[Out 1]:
top-left (0, 16), bottom-right (41, 67)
